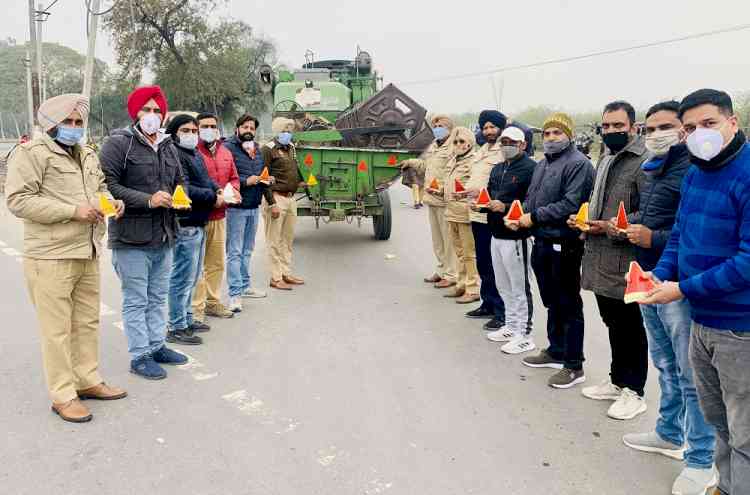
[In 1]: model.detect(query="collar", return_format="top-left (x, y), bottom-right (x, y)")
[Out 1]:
top-left (642, 143), bottom-right (689, 176)
top-left (690, 130), bottom-right (746, 172)
top-left (40, 133), bottom-right (76, 156)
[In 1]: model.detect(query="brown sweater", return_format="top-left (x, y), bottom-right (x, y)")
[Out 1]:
top-left (261, 141), bottom-right (303, 205)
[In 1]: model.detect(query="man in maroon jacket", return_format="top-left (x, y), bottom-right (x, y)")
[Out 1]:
top-left (192, 112), bottom-right (241, 322)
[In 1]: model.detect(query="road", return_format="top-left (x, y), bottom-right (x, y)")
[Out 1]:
top-left (0, 185), bottom-right (679, 495)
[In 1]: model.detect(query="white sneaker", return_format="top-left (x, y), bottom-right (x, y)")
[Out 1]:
top-left (229, 296), bottom-right (243, 313)
top-left (487, 327), bottom-right (516, 342)
top-left (607, 388), bottom-right (647, 420)
top-left (501, 336), bottom-right (537, 355)
top-left (582, 379), bottom-right (622, 401)
top-left (242, 288), bottom-right (267, 299)
top-left (671, 467), bottom-right (717, 495)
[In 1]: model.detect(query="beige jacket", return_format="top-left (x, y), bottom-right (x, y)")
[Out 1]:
top-left (5, 134), bottom-right (111, 260)
top-left (466, 141), bottom-right (505, 223)
top-left (404, 139), bottom-right (453, 207)
top-left (445, 149), bottom-right (480, 223)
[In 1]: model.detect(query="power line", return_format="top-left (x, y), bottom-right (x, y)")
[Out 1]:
top-left (84, 0), bottom-right (115, 16)
top-left (401, 23), bottom-right (750, 86)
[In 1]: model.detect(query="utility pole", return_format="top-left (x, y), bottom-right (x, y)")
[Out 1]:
top-left (27, 0), bottom-right (40, 125)
top-left (25, 50), bottom-right (35, 135)
top-left (82, 0), bottom-right (100, 141)
top-left (36, 2), bottom-right (47, 101)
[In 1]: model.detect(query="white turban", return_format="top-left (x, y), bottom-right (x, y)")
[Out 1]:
top-left (37, 93), bottom-right (90, 132)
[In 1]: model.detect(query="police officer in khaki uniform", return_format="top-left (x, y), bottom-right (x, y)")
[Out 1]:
top-left (401, 115), bottom-right (458, 288)
top-left (6, 94), bottom-right (127, 423)
top-left (261, 117), bottom-right (306, 290)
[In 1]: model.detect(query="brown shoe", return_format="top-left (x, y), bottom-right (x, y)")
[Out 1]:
top-left (206, 303), bottom-right (235, 318)
top-left (283, 275), bottom-right (305, 285)
top-left (424, 274), bottom-right (441, 283)
top-left (51, 399), bottom-right (92, 423)
top-left (456, 293), bottom-right (481, 304)
top-left (78, 382), bottom-right (128, 401)
top-left (434, 279), bottom-right (456, 289)
top-left (270, 279), bottom-right (293, 290)
top-left (443, 288), bottom-right (466, 298)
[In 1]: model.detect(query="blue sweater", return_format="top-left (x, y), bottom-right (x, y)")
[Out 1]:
top-left (653, 139), bottom-right (750, 331)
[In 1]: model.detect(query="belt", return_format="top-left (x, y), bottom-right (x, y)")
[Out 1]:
top-left (274, 191), bottom-right (294, 198)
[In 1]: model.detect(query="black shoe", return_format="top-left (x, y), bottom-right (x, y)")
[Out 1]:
top-left (465, 306), bottom-right (493, 319)
top-left (166, 329), bottom-right (203, 345)
top-left (483, 318), bottom-right (505, 330)
top-left (190, 321), bottom-right (211, 333)
top-left (152, 345), bottom-right (188, 365)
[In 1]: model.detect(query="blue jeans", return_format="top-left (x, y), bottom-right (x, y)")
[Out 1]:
top-left (226, 207), bottom-right (260, 297)
top-left (640, 300), bottom-right (715, 469)
top-left (168, 226), bottom-right (206, 330)
top-left (112, 246), bottom-right (173, 360)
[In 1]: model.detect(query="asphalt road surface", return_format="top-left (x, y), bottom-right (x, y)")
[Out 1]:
top-left (0, 185), bottom-right (679, 495)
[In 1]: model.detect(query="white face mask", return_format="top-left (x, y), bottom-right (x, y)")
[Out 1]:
top-left (139, 112), bottom-right (162, 135)
top-left (501, 144), bottom-right (521, 161)
top-left (645, 129), bottom-right (681, 157)
top-left (176, 132), bottom-right (198, 150)
top-left (686, 125), bottom-right (726, 161)
top-left (199, 128), bottom-right (219, 143)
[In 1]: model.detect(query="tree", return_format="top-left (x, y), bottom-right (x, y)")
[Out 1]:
top-left (103, 0), bottom-right (278, 123)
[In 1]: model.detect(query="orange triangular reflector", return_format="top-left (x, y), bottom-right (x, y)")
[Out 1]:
top-left (454, 178), bottom-right (465, 193)
top-left (429, 178), bottom-right (439, 190)
top-left (306, 174), bottom-right (318, 186)
top-left (616, 201), bottom-right (629, 231)
top-left (303, 153), bottom-right (314, 166)
top-left (387, 155), bottom-right (397, 166)
top-left (98, 193), bottom-right (117, 217)
top-left (575, 202), bottom-right (590, 231)
top-left (172, 185), bottom-right (192, 209)
top-left (624, 261), bottom-right (655, 304)
top-left (506, 200), bottom-right (524, 221)
top-left (357, 160), bottom-right (368, 172)
top-left (259, 167), bottom-right (270, 181)
top-left (475, 188), bottom-right (491, 206)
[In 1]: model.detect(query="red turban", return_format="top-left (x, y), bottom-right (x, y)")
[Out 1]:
top-left (126, 85), bottom-right (168, 120)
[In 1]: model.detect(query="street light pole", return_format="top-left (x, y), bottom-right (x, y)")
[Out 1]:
top-left (82, 0), bottom-right (100, 100)
top-left (25, 50), bottom-right (35, 134)
top-left (37, 2), bottom-right (46, 101)
top-left (27, 0), bottom-right (40, 128)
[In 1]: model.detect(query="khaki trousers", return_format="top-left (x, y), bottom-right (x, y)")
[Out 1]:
top-left (192, 218), bottom-right (226, 318)
top-left (427, 205), bottom-right (456, 282)
top-left (23, 258), bottom-right (103, 404)
top-left (448, 221), bottom-right (479, 295)
top-left (262, 194), bottom-right (297, 281)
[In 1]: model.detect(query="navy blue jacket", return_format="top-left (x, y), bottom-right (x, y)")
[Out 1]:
top-left (525, 143), bottom-right (595, 240)
top-left (485, 154), bottom-right (536, 240)
top-left (632, 144), bottom-right (691, 271)
top-left (174, 145), bottom-right (219, 228)
top-left (224, 135), bottom-right (265, 209)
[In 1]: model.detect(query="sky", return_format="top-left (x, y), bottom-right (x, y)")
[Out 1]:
top-left (5, 0), bottom-right (750, 116)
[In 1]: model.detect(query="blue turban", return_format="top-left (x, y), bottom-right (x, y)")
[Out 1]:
top-left (478, 110), bottom-right (507, 130)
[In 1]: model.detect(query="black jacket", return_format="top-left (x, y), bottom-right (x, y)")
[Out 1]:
top-left (99, 126), bottom-right (184, 249)
top-left (174, 145), bottom-right (219, 228)
top-left (525, 143), bottom-right (594, 240)
top-left (224, 135), bottom-right (265, 209)
top-left (632, 144), bottom-right (692, 271)
top-left (486, 154), bottom-right (536, 239)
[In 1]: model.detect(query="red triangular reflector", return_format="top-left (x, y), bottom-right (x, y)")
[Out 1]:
top-left (303, 153), bottom-right (314, 166)
top-left (358, 160), bottom-right (368, 172)
top-left (429, 178), bottom-right (439, 190)
top-left (476, 188), bottom-right (491, 206)
top-left (616, 201), bottom-right (629, 231)
top-left (624, 261), bottom-right (655, 304)
top-left (387, 155), bottom-right (397, 166)
top-left (454, 178), bottom-right (465, 193)
top-left (506, 200), bottom-right (524, 221)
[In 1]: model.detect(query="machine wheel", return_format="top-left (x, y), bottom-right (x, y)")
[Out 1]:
top-left (372, 190), bottom-right (392, 240)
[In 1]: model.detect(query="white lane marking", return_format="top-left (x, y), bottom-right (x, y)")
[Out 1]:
top-left (2, 247), bottom-right (21, 256)
top-left (317, 446), bottom-right (339, 466)
top-left (100, 303), bottom-right (116, 316)
top-left (221, 389), bottom-right (298, 432)
top-left (365, 479), bottom-right (393, 494)
top-left (177, 352), bottom-right (218, 381)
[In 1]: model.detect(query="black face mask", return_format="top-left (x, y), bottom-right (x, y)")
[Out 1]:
top-left (602, 131), bottom-right (630, 153)
top-left (239, 132), bottom-right (255, 142)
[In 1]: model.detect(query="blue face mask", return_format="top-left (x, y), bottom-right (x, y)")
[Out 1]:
top-left (277, 132), bottom-right (293, 146)
top-left (55, 126), bottom-right (84, 146)
top-left (432, 126), bottom-right (449, 141)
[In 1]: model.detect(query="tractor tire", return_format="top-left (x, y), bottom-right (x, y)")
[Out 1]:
top-left (372, 190), bottom-right (392, 240)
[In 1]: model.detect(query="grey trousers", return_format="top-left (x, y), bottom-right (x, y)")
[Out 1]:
top-left (690, 323), bottom-right (750, 495)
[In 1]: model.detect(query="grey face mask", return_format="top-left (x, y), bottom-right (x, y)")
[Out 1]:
top-left (543, 136), bottom-right (570, 155)
top-left (501, 144), bottom-right (521, 161)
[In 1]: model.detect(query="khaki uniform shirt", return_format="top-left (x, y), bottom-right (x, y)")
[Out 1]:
top-left (405, 139), bottom-right (453, 208)
top-left (466, 141), bottom-right (505, 223)
top-left (445, 149), bottom-right (480, 223)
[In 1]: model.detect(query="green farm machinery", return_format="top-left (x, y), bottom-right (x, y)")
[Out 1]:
top-left (259, 49), bottom-right (432, 240)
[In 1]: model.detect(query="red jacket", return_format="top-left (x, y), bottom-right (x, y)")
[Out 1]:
top-left (197, 140), bottom-right (241, 220)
